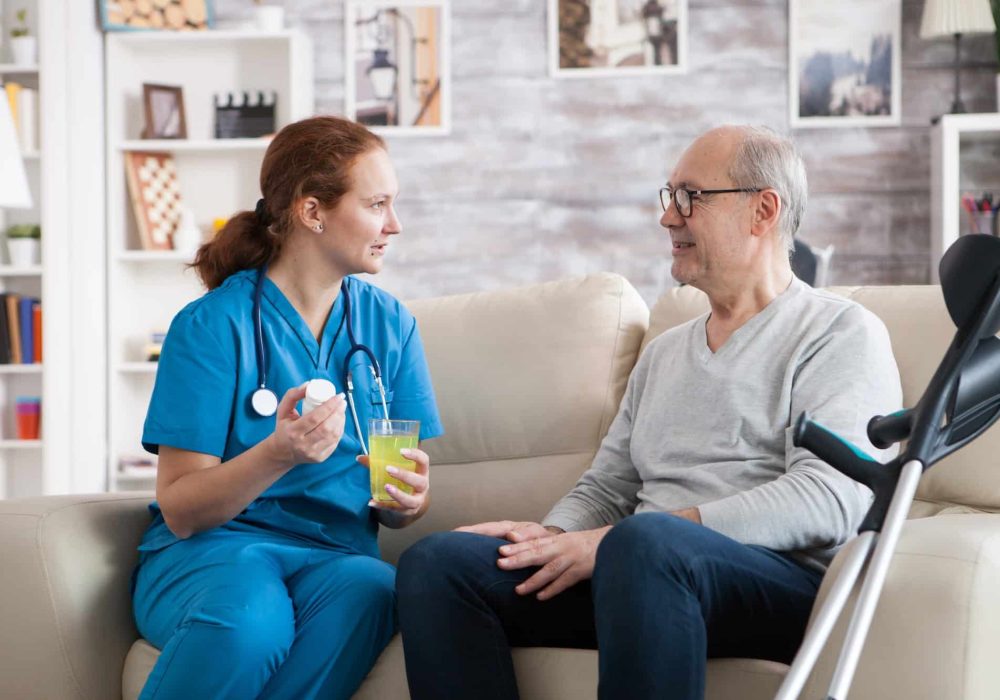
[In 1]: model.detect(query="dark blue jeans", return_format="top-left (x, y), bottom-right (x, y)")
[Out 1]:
top-left (396, 512), bottom-right (823, 700)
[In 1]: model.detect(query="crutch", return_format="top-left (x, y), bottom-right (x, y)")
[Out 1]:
top-left (775, 233), bottom-right (1000, 700)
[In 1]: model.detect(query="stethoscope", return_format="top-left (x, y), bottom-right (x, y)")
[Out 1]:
top-left (250, 265), bottom-right (390, 453)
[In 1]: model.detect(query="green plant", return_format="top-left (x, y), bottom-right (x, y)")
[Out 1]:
top-left (10, 9), bottom-right (28, 39)
top-left (6, 224), bottom-right (40, 239)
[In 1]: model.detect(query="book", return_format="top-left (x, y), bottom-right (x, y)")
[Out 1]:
top-left (6, 294), bottom-right (21, 364)
top-left (19, 296), bottom-right (33, 364)
top-left (32, 302), bottom-right (41, 363)
top-left (0, 294), bottom-right (10, 364)
top-left (18, 87), bottom-right (36, 152)
top-left (4, 82), bottom-right (21, 134)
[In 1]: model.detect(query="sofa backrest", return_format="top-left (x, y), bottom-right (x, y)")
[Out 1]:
top-left (377, 273), bottom-right (649, 563)
top-left (643, 284), bottom-right (1000, 515)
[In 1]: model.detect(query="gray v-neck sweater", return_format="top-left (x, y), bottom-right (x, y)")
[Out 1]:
top-left (543, 278), bottom-right (902, 570)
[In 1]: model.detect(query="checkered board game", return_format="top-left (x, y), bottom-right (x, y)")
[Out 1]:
top-left (125, 152), bottom-right (182, 251)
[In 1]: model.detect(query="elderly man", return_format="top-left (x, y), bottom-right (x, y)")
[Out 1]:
top-left (395, 126), bottom-right (902, 700)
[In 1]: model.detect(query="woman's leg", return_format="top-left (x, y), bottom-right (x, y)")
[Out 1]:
top-left (258, 552), bottom-right (397, 700)
top-left (133, 534), bottom-right (301, 700)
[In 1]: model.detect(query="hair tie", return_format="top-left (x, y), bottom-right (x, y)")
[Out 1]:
top-left (254, 198), bottom-right (271, 226)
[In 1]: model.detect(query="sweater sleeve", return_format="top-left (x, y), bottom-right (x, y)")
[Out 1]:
top-left (542, 356), bottom-right (646, 532)
top-left (697, 306), bottom-right (902, 551)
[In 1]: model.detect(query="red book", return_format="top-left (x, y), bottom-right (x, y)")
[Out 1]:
top-left (32, 302), bottom-right (41, 363)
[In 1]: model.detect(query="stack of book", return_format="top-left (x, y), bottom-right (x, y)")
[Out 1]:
top-left (3, 81), bottom-right (39, 153)
top-left (0, 294), bottom-right (41, 364)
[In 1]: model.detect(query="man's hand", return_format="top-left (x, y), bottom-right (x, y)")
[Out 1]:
top-left (454, 520), bottom-right (560, 543)
top-left (494, 526), bottom-right (612, 601)
top-left (672, 507), bottom-right (702, 524)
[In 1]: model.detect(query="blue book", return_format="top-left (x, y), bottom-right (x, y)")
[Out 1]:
top-left (18, 296), bottom-right (33, 364)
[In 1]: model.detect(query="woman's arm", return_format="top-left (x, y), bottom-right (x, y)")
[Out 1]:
top-left (157, 385), bottom-right (347, 539)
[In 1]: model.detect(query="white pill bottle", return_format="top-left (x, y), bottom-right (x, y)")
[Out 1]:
top-left (301, 378), bottom-right (337, 415)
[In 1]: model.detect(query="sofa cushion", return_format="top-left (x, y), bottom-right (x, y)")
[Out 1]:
top-left (351, 634), bottom-right (785, 700)
top-left (643, 284), bottom-right (1000, 513)
top-left (378, 273), bottom-right (649, 564)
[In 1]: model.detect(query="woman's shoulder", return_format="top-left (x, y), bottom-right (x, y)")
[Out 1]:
top-left (169, 269), bottom-right (256, 338)
top-left (347, 276), bottom-right (413, 322)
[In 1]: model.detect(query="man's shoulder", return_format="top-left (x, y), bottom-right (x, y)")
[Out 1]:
top-left (642, 313), bottom-right (706, 357)
top-left (790, 284), bottom-right (886, 336)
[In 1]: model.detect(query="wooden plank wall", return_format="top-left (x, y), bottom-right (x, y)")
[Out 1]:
top-left (215, 0), bottom-right (999, 303)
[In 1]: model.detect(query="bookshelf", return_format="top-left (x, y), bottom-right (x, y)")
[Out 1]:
top-left (0, 0), bottom-right (86, 499)
top-left (105, 29), bottom-right (313, 492)
top-left (930, 113), bottom-right (1000, 283)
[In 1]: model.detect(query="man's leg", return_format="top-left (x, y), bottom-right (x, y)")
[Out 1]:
top-left (591, 512), bottom-right (823, 700)
top-left (397, 531), bottom-right (598, 700)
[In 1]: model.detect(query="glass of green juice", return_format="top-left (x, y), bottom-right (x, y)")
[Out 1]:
top-left (368, 419), bottom-right (421, 503)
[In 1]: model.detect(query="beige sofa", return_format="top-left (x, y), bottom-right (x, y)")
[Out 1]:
top-left (2, 273), bottom-right (1000, 700)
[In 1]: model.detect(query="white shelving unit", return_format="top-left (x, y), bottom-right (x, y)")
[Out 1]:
top-left (930, 113), bottom-right (1000, 283)
top-left (105, 29), bottom-right (313, 492)
top-left (0, 0), bottom-right (83, 499)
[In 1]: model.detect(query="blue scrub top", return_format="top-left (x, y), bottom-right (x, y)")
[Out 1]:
top-left (139, 269), bottom-right (444, 558)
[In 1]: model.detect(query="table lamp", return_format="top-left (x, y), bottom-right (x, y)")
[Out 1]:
top-left (920, 0), bottom-right (997, 118)
top-left (0, 91), bottom-right (31, 209)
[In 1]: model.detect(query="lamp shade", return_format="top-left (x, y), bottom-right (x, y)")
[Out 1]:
top-left (920, 0), bottom-right (996, 38)
top-left (0, 91), bottom-right (31, 209)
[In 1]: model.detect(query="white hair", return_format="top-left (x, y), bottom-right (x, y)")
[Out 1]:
top-left (727, 125), bottom-right (808, 253)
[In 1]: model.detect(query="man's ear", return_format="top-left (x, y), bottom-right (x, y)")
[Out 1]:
top-left (750, 188), bottom-right (782, 239)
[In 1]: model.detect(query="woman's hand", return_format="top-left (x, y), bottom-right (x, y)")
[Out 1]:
top-left (266, 383), bottom-right (347, 467)
top-left (359, 447), bottom-right (430, 528)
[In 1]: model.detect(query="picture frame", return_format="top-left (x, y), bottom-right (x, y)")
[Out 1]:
top-left (789, 0), bottom-right (902, 128)
top-left (124, 151), bottom-right (182, 251)
top-left (548, 0), bottom-right (688, 78)
top-left (98, 0), bottom-right (214, 32)
top-left (142, 83), bottom-right (187, 140)
top-left (345, 0), bottom-right (452, 136)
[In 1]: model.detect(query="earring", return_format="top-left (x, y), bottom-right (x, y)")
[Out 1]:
top-left (314, 224), bottom-right (323, 232)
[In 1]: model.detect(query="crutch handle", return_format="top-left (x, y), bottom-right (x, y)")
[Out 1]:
top-left (867, 409), bottom-right (912, 449)
top-left (794, 412), bottom-right (902, 532)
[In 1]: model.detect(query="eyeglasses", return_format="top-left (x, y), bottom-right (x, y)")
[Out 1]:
top-left (659, 186), bottom-right (763, 218)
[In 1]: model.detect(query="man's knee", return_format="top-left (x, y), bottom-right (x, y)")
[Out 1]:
top-left (595, 512), bottom-right (701, 579)
top-left (397, 531), bottom-right (500, 600)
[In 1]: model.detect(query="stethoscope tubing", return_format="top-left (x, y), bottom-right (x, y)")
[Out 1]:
top-left (252, 266), bottom-right (390, 453)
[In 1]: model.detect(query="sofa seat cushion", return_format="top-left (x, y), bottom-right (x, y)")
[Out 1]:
top-left (124, 633), bottom-right (786, 700)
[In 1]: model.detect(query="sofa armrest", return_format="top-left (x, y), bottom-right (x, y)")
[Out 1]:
top-left (0, 493), bottom-right (153, 700)
top-left (802, 513), bottom-right (1000, 700)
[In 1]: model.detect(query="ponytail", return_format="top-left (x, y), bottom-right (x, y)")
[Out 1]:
top-left (192, 208), bottom-right (280, 290)
top-left (189, 115), bottom-right (385, 290)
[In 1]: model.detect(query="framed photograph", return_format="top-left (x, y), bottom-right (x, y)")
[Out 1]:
top-left (124, 152), bottom-right (182, 251)
top-left (548, 0), bottom-right (687, 77)
top-left (98, 0), bottom-right (214, 32)
top-left (789, 0), bottom-right (901, 128)
top-left (345, 0), bottom-right (452, 136)
top-left (142, 83), bottom-right (187, 140)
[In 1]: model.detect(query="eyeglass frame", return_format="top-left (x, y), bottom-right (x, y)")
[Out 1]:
top-left (659, 185), bottom-right (764, 218)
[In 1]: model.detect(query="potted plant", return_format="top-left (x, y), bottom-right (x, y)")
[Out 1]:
top-left (252, 0), bottom-right (284, 32)
top-left (6, 223), bottom-right (40, 267)
top-left (9, 9), bottom-right (36, 67)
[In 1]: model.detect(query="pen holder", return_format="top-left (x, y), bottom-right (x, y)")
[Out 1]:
top-left (972, 211), bottom-right (995, 236)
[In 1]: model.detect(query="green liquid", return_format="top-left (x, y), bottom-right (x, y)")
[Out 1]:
top-left (369, 433), bottom-right (419, 502)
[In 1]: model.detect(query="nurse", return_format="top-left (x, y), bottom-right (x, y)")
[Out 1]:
top-left (131, 115), bottom-right (443, 700)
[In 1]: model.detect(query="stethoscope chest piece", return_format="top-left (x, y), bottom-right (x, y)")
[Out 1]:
top-left (251, 386), bottom-right (279, 418)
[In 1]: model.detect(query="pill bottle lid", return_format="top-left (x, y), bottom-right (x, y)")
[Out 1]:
top-left (305, 378), bottom-right (337, 404)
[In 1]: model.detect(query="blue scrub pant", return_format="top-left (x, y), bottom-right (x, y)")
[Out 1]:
top-left (396, 512), bottom-right (823, 700)
top-left (132, 529), bottom-right (396, 700)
